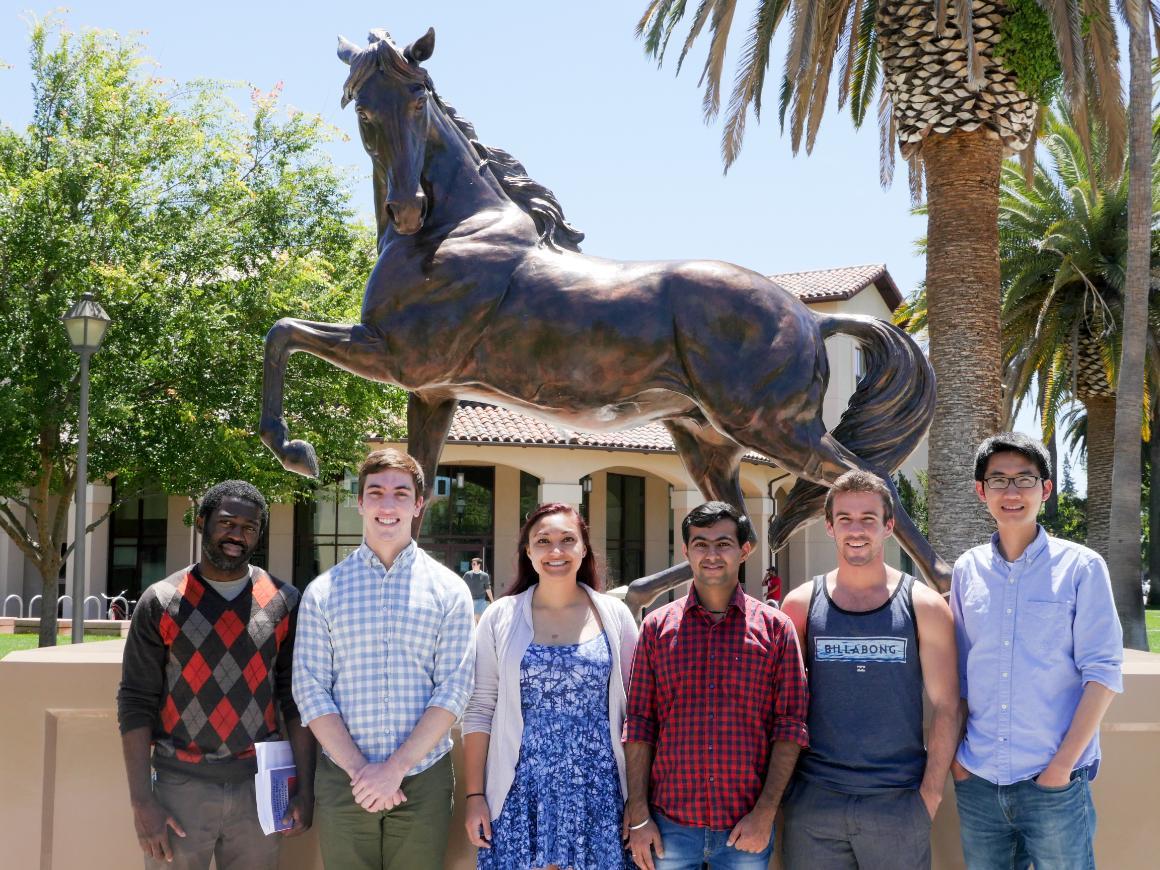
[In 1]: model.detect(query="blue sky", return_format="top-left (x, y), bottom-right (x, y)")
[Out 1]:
top-left (0, 1), bottom-right (927, 285)
top-left (0, 1), bottom-right (1088, 491)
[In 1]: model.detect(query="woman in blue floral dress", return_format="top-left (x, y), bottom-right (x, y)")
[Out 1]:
top-left (462, 503), bottom-right (638, 870)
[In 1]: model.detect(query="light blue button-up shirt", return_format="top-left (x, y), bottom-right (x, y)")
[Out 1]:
top-left (293, 541), bottom-right (475, 775)
top-left (951, 527), bottom-right (1123, 785)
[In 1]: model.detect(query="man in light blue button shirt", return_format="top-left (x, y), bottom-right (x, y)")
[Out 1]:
top-left (293, 448), bottom-right (475, 868)
top-left (950, 433), bottom-right (1123, 870)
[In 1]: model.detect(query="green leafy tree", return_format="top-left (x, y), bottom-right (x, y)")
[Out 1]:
top-left (636, 0), bottom-right (1130, 574)
top-left (1042, 455), bottom-right (1088, 542)
top-left (0, 21), bottom-right (402, 646)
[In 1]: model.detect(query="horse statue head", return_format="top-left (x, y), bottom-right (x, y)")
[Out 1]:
top-left (337, 28), bottom-right (584, 253)
top-left (338, 28), bottom-right (435, 238)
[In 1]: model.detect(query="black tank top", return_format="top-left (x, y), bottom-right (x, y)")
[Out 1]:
top-left (796, 573), bottom-right (926, 793)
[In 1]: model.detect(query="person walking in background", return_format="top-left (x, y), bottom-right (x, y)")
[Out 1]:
top-left (462, 502), bottom-right (638, 870)
top-left (624, 501), bottom-right (808, 870)
top-left (292, 448), bottom-right (475, 869)
top-left (780, 470), bottom-right (959, 869)
top-left (951, 433), bottom-right (1123, 869)
top-left (118, 480), bottom-right (314, 870)
top-left (463, 556), bottom-right (493, 621)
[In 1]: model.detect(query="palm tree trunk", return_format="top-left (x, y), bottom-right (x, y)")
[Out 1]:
top-left (924, 129), bottom-right (1004, 563)
top-left (1107, 6), bottom-right (1150, 650)
top-left (1149, 400), bottom-right (1160, 609)
top-left (1085, 395), bottom-right (1117, 563)
top-left (1044, 410), bottom-right (1059, 521)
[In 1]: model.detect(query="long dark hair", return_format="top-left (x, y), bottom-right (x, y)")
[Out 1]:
top-left (508, 502), bottom-right (602, 596)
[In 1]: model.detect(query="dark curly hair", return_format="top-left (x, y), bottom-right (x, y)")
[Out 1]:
top-left (198, 480), bottom-right (268, 532)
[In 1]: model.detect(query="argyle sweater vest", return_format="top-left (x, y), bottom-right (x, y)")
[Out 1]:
top-left (117, 566), bottom-right (300, 782)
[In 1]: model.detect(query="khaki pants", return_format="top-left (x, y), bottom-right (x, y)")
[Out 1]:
top-left (314, 752), bottom-right (454, 869)
top-left (146, 769), bottom-right (280, 870)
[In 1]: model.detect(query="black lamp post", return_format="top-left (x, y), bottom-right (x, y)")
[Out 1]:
top-left (61, 293), bottom-right (110, 644)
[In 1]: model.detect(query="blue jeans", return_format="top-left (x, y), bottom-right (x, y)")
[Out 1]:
top-left (953, 768), bottom-right (1096, 870)
top-left (652, 813), bottom-right (773, 870)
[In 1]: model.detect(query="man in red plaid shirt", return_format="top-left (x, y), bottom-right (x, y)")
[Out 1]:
top-left (624, 501), bottom-right (809, 870)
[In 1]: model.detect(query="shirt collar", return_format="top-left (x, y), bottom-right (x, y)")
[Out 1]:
top-left (684, 582), bottom-right (746, 618)
top-left (358, 539), bottom-right (417, 573)
top-left (989, 524), bottom-right (1048, 565)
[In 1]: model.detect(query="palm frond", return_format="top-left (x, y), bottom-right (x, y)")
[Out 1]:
top-left (878, 84), bottom-right (895, 189)
top-left (952, 0), bottom-right (982, 88)
top-left (1081, 0), bottom-right (1126, 176)
top-left (698, 0), bottom-right (740, 121)
top-left (721, 0), bottom-right (792, 167)
top-left (676, 1), bottom-right (713, 72)
top-left (785, 0), bottom-right (822, 150)
top-left (1040, 0), bottom-right (1094, 159)
top-left (637, 0), bottom-right (681, 58)
top-left (847, 0), bottom-right (878, 126)
top-left (836, 0), bottom-right (865, 110)
top-left (802, 1), bottom-right (854, 154)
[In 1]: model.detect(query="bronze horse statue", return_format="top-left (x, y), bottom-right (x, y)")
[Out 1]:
top-left (259, 28), bottom-right (950, 605)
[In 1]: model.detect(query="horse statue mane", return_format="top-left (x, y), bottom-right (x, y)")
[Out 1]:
top-left (340, 30), bottom-right (584, 253)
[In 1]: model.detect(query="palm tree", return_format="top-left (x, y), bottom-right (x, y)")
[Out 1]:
top-left (1107, 2), bottom-right (1152, 650)
top-left (898, 106), bottom-right (1160, 609)
top-left (998, 109), bottom-right (1159, 595)
top-left (637, 0), bottom-right (1127, 569)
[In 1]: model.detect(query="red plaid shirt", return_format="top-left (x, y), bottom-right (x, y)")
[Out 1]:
top-left (625, 584), bottom-right (809, 829)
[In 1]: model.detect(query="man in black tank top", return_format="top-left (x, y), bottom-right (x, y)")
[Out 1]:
top-left (780, 471), bottom-right (959, 869)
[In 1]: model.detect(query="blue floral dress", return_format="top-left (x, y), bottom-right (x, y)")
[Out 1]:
top-left (478, 633), bottom-right (632, 870)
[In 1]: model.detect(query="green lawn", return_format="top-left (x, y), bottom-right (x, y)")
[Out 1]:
top-left (0, 633), bottom-right (112, 660)
top-left (1147, 608), bottom-right (1160, 654)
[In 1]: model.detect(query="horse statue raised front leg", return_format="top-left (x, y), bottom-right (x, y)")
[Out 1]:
top-left (259, 27), bottom-right (950, 606)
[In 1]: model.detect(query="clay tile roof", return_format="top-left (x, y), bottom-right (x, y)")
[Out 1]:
top-left (768, 263), bottom-right (902, 310)
top-left (446, 402), bottom-right (774, 466)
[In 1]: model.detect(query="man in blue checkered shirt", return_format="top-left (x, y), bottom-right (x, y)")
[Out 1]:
top-left (293, 448), bottom-right (475, 868)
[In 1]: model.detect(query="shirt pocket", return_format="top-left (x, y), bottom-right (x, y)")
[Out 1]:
top-left (726, 637), bottom-right (774, 702)
top-left (1020, 600), bottom-right (1071, 656)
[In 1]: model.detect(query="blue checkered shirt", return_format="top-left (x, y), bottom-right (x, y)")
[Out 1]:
top-left (293, 541), bottom-right (476, 774)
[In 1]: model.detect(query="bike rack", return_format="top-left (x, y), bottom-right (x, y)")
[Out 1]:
top-left (28, 595), bottom-right (42, 618)
top-left (58, 595), bottom-right (72, 618)
top-left (83, 596), bottom-right (102, 620)
top-left (2, 594), bottom-right (21, 618)
top-left (105, 594), bottom-right (129, 620)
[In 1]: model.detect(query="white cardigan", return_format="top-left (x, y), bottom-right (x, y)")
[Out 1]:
top-left (461, 584), bottom-right (639, 820)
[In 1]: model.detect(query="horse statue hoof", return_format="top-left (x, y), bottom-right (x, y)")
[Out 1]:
top-left (281, 439), bottom-right (320, 478)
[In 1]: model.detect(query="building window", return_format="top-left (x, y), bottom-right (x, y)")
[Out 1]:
top-left (519, 471), bottom-right (541, 524)
top-left (421, 465), bottom-right (495, 576)
top-left (854, 343), bottom-right (867, 382)
top-left (107, 483), bottom-right (168, 599)
top-left (292, 474), bottom-right (362, 589)
top-left (606, 473), bottom-right (645, 587)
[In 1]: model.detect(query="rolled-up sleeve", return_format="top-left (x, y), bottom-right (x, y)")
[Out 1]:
top-left (462, 608), bottom-right (499, 735)
top-left (624, 618), bottom-right (658, 745)
top-left (1073, 555), bottom-right (1124, 693)
top-left (427, 583), bottom-right (476, 719)
top-left (769, 622), bottom-right (810, 748)
top-left (292, 579), bottom-right (340, 726)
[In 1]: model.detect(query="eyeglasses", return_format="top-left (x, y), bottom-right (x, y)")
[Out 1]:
top-left (983, 474), bottom-right (1043, 490)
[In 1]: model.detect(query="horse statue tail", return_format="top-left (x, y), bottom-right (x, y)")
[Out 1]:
top-left (769, 313), bottom-right (934, 550)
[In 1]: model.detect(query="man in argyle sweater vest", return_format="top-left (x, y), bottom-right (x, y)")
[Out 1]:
top-left (118, 481), bottom-right (315, 869)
